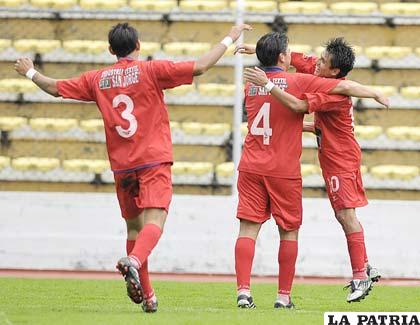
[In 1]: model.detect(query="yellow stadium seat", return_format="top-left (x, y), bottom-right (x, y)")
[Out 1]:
top-left (172, 161), bottom-right (189, 175)
top-left (380, 3), bottom-right (420, 15)
top-left (170, 121), bottom-right (181, 130)
top-left (185, 162), bottom-right (213, 176)
top-left (400, 87), bottom-right (420, 99)
top-left (130, 0), bottom-right (176, 11)
top-left (164, 42), bottom-right (211, 56)
top-left (30, 0), bottom-right (77, 9)
top-left (386, 126), bottom-right (420, 141)
top-left (140, 42), bottom-right (161, 56)
top-left (63, 40), bottom-right (108, 54)
top-left (216, 162), bottom-right (234, 178)
top-left (0, 79), bottom-right (38, 93)
top-left (63, 159), bottom-right (110, 173)
top-left (301, 164), bottom-right (320, 177)
top-left (354, 125), bottom-right (383, 140)
top-left (0, 156), bottom-right (11, 170)
top-left (365, 46), bottom-right (412, 60)
top-left (13, 39), bottom-right (61, 54)
top-left (165, 84), bottom-right (195, 96)
top-left (360, 165), bottom-right (368, 175)
top-left (180, 0), bottom-right (227, 11)
top-left (80, 119), bottom-right (104, 133)
top-left (0, 0), bottom-right (27, 6)
top-left (289, 44), bottom-right (312, 54)
top-left (241, 122), bottom-right (248, 136)
top-left (370, 165), bottom-right (419, 181)
top-left (330, 2), bottom-right (378, 15)
top-left (368, 85), bottom-right (398, 97)
top-left (182, 122), bottom-right (203, 135)
top-left (302, 131), bottom-right (316, 139)
top-left (198, 83), bottom-right (235, 97)
top-left (415, 48), bottom-right (420, 58)
top-left (12, 157), bottom-right (60, 172)
top-left (202, 123), bottom-right (230, 136)
top-left (279, 2), bottom-right (327, 14)
top-left (230, 1), bottom-right (277, 12)
top-left (29, 118), bottom-right (78, 132)
top-left (315, 45), bottom-right (363, 57)
top-left (0, 116), bottom-right (27, 131)
top-left (0, 39), bottom-right (12, 51)
top-left (79, 0), bottom-right (126, 10)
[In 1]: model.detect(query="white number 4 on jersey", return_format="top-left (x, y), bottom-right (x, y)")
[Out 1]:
top-left (250, 102), bottom-right (272, 145)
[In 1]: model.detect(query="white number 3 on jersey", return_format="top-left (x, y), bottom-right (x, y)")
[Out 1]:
top-left (113, 94), bottom-right (138, 138)
top-left (250, 102), bottom-right (272, 145)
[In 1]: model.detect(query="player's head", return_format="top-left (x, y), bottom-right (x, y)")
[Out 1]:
top-left (108, 23), bottom-right (140, 58)
top-left (256, 32), bottom-right (290, 69)
top-left (315, 38), bottom-right (355, 79)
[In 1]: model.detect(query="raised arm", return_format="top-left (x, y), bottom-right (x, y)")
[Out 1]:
top-left (234, 43), bottom-right (256, 55)
top-left (331, 80), bottom-right (389, 108)
top-left (193, 24), bottom-right (252, 76)
top-left (14, 57), bottom-right (59, 97)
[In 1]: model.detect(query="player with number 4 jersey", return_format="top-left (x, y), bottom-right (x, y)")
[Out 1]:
top-left (235, 32), bottom-right (388, 310)
top-left (239, 37), bottom-right (387, 303)
top-left (14, 22), bottom-right (252, 312)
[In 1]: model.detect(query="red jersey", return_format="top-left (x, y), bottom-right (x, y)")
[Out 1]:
top-left (57, 58), bottom-right (194, 172)
top-left (239, 67), bottom-right (340, 178)
top-left (291, 52), bottom-right (362, 172)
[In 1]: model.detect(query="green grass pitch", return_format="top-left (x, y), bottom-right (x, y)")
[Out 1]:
top-left (0, 278), bottom-right (419, 324)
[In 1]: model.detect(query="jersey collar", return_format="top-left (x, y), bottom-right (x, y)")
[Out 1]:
top-left (262, 66), bottom-right (284, 72)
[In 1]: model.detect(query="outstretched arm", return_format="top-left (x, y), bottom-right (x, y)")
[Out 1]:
top-left (244, 67), bottom-right (390, 113)
top-left (14, 57), bottom-right (59, 97)
top-left (193, 24), bottom-right (252, 76)
top-left (332, 80), bottom-right (389, 108)
top-left (234, 43), bottom-right (256, 55)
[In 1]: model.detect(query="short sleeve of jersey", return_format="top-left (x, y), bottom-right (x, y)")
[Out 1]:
top-left (151, 60), bottom-right (194, 89)
top-left (304, 93), bottom-right (350, 113)
top-left (56, 70), bottom-right (97, 101)
top-left (295, 73), bottom-right (340, 95)
top-left (291, 52), bottom-right (317, 74)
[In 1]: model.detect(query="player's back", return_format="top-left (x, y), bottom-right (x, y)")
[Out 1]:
top-left (57, 58), bottom-right (194, 172)
top-left (239, 69), bottom-right (306, 179)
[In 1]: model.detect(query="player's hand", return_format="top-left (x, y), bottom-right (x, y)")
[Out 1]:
top-left (228, 24), bottom-right (253, 42)
top-left (14, 57), bottom-right (34, 76)
top-left (375, 95), bottom-right (390, 109)
top-left (244, 66), bottom-right (269, 86)
top-left (234, 44), bottom-right (256, 55)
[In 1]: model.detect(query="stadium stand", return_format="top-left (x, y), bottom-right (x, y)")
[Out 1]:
top-left (0, 0), bottom-right (418, 200)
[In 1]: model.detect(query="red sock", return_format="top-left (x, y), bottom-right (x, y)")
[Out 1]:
top-left (235, 237), bottom-right (256, 291)
top-left (278, 240), bottom-right (298, 295)
top-left (346, 231), bottom-right (367, 279)
top-left (129, 224), bottom-right (162, 266)
top-left (126, 239), bottom-right (154, 299)
top-left (359, 223), bottom-right (369, 266)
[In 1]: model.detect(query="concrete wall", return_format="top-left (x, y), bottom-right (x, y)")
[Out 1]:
top-left (1, 192), bottom-right (419, 278)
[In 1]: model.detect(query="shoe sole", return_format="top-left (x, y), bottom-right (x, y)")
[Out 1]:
top-left (116, 261), bottom-right (144, 304)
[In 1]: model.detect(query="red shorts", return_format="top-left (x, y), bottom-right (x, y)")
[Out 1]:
top-left (113, 163), bottom-right (172, 219)
top-left (236, 171), bottom-right (302, 231)
top-left (323, 169), bottom-right (368, 212)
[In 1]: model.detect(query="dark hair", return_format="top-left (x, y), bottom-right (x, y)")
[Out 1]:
top-left (324, 38), bottom-right (355, 78)
top-left (256, 32), bottom-right (288, 67)
top-left (108, 23), bottom-right (139, 58)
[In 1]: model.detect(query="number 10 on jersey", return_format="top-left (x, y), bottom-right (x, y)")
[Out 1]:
top-left (250, 102), bottom-right (272, 145)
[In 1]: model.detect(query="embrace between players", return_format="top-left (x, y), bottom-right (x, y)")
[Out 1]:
top-left (14, 22), bottom-right (387, 312)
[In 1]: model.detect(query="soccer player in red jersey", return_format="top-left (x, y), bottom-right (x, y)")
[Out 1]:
top-left (240, 38), bottom-right (386, 303)
top-left (14, 22), bottom-right (251, 312)
top-left (234, 32), bottom-right (388, 309)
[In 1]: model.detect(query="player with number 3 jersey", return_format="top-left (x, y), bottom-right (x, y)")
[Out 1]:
top-left (14, 22), bottom-right (252, 313)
